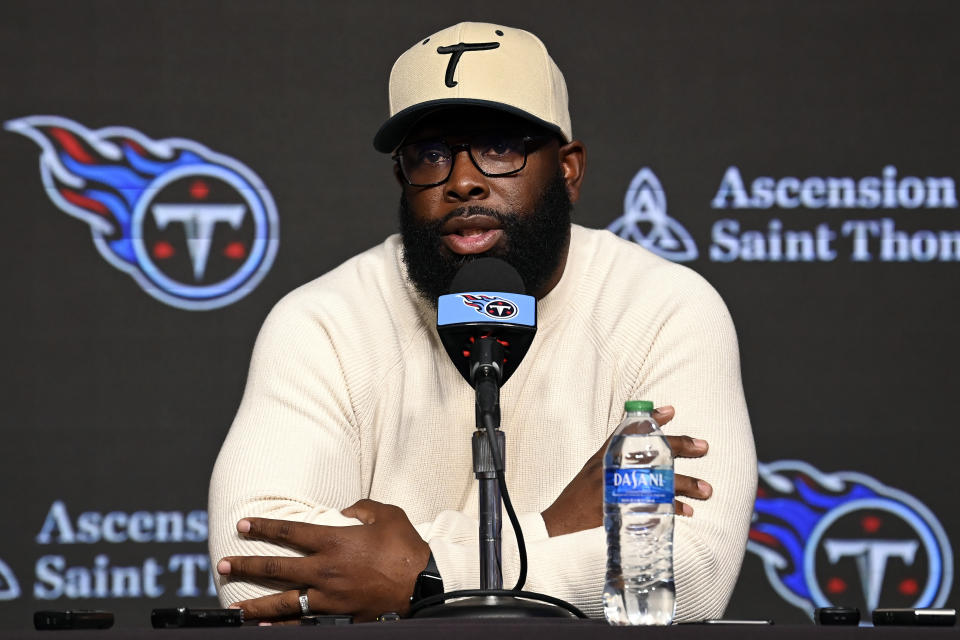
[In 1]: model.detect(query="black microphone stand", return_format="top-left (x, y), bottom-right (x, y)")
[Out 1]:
top-left (473, 337), bottom-right (507, 592)
top-left (412, 337), bottom-right (579, 619)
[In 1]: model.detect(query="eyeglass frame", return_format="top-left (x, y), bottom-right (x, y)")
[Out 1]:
top-left (392, 134), bottom-right (555, 187)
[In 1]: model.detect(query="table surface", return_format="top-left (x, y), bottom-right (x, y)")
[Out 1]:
top-left (4, 618), bottom-right (959, 639)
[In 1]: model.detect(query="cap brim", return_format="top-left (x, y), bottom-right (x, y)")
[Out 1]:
top-left (373, 98), bottom-right (568, 153)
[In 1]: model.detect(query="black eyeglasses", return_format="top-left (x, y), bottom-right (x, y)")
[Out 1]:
top-left (393, 133), bottom-right (550, 187)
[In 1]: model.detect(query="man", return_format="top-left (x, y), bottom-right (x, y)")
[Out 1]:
top-left (209, 22), bottom-right (756, 623)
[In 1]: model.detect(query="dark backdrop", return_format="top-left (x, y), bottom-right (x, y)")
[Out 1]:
top-left (0, 0), bottom-right (955, 629)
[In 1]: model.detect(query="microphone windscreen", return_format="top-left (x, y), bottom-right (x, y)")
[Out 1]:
top-left (447, 257), bottom-right (526, 295)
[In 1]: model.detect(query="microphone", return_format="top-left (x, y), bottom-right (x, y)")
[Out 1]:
top-left (436, 257), bottom-right (537, 387)
top-left (433, 259), bottom-right (542, 601)
top-left (416, 258), bottom-right (582, 617)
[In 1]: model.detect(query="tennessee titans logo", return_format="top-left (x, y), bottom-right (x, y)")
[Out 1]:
top-left (749, 460), bottom-right (952, 615)
top-left (608, 167), bottom-right (698, 262)
top-left (5, 116), bottom-right (279, 310)
top-left (459, 294), bottom-right (517, 319)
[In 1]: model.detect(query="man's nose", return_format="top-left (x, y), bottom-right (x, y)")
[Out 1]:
top-left (444, 147), bottom-right (490, 202)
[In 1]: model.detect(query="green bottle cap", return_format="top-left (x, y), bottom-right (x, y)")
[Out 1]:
top-left (624, 400), bottom-right (655, 413)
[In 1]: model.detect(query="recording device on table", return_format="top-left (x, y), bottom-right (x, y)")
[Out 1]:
top-left (872, 607), bottom-right (956, 626)
top-left (415, 257), bottom-right (582, 619)
top-left (151, 607), bottom-right (243, 628)
top-left (34, 610), bottom-right (114, 630)
top-left (814, 606), bottom-right (860, 625)
top-left (814, 606), bottom-right (956, 626)
top-left (301, 614), bottom-right (354, 625)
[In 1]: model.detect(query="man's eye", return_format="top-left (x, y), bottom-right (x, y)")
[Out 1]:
top-left (417, 148), bottom-right (449, 165)
top-left (477, 137), bottom-right (520, 158)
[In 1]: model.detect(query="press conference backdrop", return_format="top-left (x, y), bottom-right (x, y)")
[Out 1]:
top-left (0, 0), bottom-right (955, 629)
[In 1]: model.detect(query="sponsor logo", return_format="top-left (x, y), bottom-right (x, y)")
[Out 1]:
top-left (608, 168), bottom-right (698, 261)
top-left (29, 500), bottom-right (215, 600)
top-left (613, 165), bottom-right (960, 263)
top-left (749, 460), bottom-right (953, 615)
top-left (0, 558), bottom-right (20, 600)
top-left (459, 294), bottom-right (517, 319)
top-left (6, 116), bottom-right (279, 310)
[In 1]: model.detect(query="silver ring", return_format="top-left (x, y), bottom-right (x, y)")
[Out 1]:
top-left (298, 589), bottom-right (310, 616)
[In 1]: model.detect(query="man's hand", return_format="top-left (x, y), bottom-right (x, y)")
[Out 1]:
top-left (541, 405), bottom-right (712, 537)
top-left (217, 499), bottom-right (429, 623)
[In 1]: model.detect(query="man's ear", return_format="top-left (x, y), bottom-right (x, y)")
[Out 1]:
top-left (393, 161), bottom-right (405, 186)
top-left (558, 140), bottom-right (586, 203)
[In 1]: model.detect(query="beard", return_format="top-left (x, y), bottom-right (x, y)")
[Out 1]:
top-left (399, 171), bottom-right (573, 303)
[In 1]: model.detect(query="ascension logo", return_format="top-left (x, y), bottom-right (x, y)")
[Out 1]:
top-left (459, 294), bottom-right (517, 319)
top-left (5, 116), bottom-right (279, 310)
top-left (749, 460), bottom-right (953, 615)
top-left (608, 167), bottom-right (698, 261)
top-left (0, 557), bottom-right (20, 600)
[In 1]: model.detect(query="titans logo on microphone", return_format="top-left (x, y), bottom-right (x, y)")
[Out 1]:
top-left (459, 294), bottom-right (518, 319)
top-left (748, 460), bottom-right (952, 615)
top-left (5, 116), bottom-right (279, 310)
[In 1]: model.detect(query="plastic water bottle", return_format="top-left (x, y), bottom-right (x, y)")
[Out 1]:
top-left (603, 400), bottom-right (675, 625)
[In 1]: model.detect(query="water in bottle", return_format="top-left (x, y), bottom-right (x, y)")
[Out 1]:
top-left (603, 400), bottom-right (675, 625)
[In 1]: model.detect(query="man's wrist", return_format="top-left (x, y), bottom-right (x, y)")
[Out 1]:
top-left (410, 551), bottom-right (444, 604)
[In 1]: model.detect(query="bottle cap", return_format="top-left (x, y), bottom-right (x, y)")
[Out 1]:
top-left (624, 400), bottom-right (654, 413)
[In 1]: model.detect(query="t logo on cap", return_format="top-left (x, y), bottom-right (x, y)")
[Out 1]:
top-left (436, 42), bottom-right (500, 88)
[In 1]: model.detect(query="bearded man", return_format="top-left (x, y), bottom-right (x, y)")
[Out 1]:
top-left (209, 22), bottom-right (756, 624)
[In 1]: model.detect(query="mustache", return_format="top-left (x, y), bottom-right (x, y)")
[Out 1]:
top-left (435, 206), bottom-right (518, 228)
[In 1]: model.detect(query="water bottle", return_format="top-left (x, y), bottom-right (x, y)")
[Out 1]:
top-left (603, 400), bottom-right (675, 625)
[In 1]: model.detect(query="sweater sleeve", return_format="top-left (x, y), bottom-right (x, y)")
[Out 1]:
top-left (208, 295), bottom-right (366, 605)
top-left (629, 274), bottom-right (757, 621)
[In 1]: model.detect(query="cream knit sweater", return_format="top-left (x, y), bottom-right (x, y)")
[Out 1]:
top-left (209, 224), bottom-right (757, 620)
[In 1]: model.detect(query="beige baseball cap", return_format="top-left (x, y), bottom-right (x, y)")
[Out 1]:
top-left (373, 22), bottom-right (572, 153)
